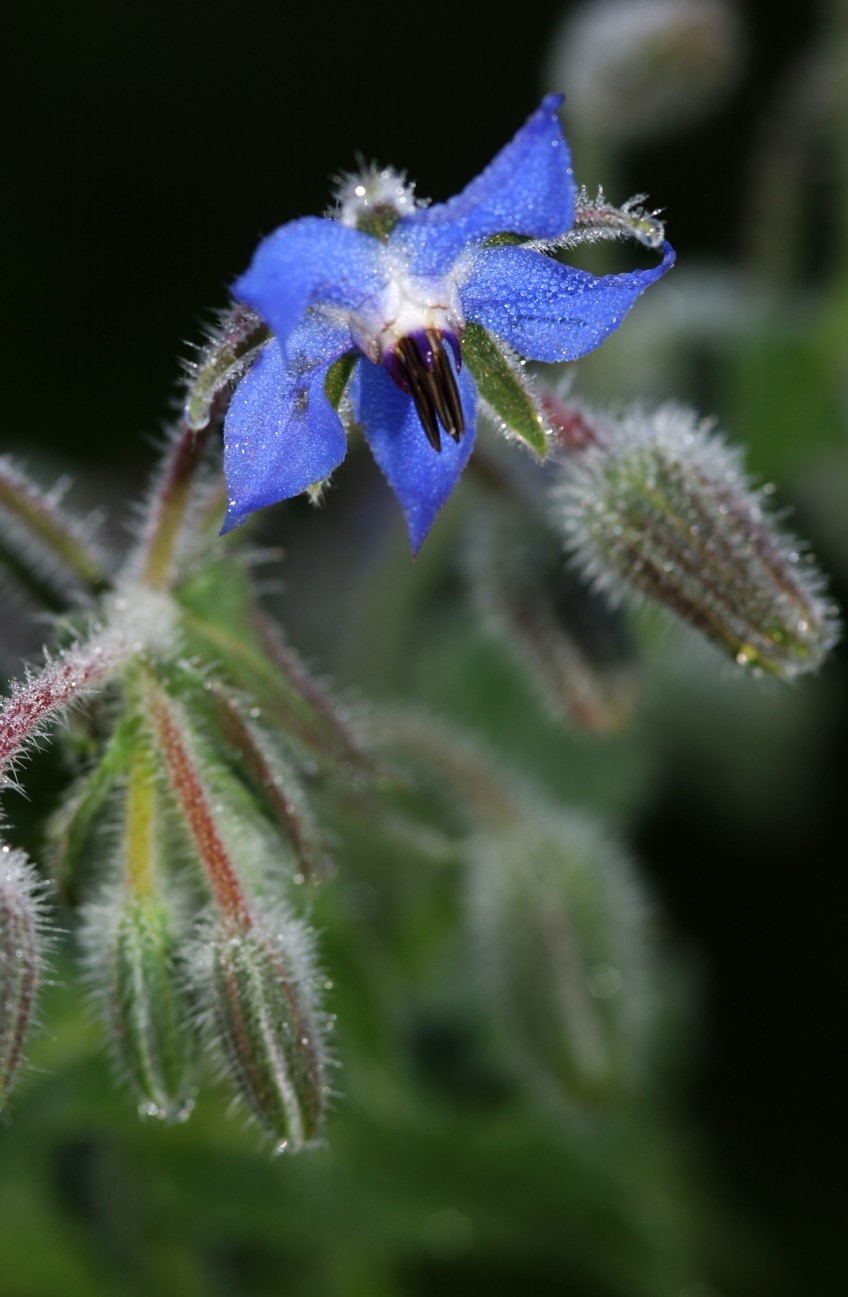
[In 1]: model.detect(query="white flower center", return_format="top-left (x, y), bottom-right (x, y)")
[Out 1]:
top-left (348, 253), bottom-right (465, 364)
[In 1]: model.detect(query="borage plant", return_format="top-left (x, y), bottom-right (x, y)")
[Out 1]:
top-left (0, 97), bottom-right (836, 1149)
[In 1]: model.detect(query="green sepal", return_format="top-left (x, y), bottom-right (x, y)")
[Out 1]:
top-left (183, 307), bottom-right (270, 432)
top-left (324, 351), bottom-right (357, 410)
top-left (155, 658), bottom-right (330, 890)
top-left (49, 708), bottom-right (140, 904)
top-left (109, 896), bottom-right (196, 1121)
top-left (462, 322), bottom-right (548, 456)
top-left (175, 557), bottom-right (377, 776)
top-left (482, 233), bottom-right (529, 248)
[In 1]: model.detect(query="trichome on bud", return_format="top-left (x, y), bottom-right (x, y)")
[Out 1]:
top-left (557, 404), bottom-right (838, 676)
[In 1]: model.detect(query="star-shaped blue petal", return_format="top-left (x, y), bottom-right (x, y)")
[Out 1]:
top-left (222, 97), bottom-right (675, 551)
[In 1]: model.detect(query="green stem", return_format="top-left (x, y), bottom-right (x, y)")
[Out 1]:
top-left (140, 422), bottom-right (212, 590)
top-left (0, 460), bottom-right (109, 596)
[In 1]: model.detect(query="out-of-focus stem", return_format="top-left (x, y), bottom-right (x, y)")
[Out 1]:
top-left (140, 422), bottom-right (212, 591)
top-left (0, 458), bottom-right (110, 595)
top-left (373, 711), bottom-right (522, 830)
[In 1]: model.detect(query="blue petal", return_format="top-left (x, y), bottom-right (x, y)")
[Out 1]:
top-left (350, 358), bottom-right (478, 554)
top-left (222, 317), bottom-right (352, 532)
top-left (459, 241), bottom-right (675, 361)
top-left (233, 217), bottom-right (384, 356)
top-left (392, 96), bottom-right (575, 275)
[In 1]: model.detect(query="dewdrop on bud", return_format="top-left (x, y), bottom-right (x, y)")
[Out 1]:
top-left (468, 811), bottom-right (654, 1104)
top-left (546, 0), bottom-right (744, 144)
top-left (557, 405), bottom-right (838, 677)
top-left (81, 892), bottom-right (195, 1122)
top-left (190, 913), bottom-right (327, 1152)
top-left (0, 847), bottom-right (49, 1113)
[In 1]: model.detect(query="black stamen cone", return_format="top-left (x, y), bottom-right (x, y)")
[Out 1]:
top-left (387, 329), bottom-right (464, 452)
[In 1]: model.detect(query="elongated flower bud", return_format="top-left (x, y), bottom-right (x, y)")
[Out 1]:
top-left (82, 891), bottom-right (195, 1121)
top-left (546, 0), bottom-right (744, 143)
top-left (80, 730), bottom-right (196, 1120)
top-left (190, 913), bottom-right (328, 1152)
top-left (0, 847), bottom-right (49, 1113)
top-left (468, 811), bottom-right (654, 1105)
top-left (557, 405), bottom-right (838, 677)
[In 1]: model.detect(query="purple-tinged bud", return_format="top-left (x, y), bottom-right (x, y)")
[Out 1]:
top-left (0, 846), bottom-right (49, 1113)
top-left (546, 0), bottom-right (745, 144)
top-left (189, 912), bottom-right (328, 1152)
top-left (557, 405), bottom-right (839, 677)
top-left (468, 811), bottom-right (655, 1105)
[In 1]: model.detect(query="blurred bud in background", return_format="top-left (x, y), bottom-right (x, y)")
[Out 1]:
top-left (464, 498), bottom-right (639, 734)
top-left (545, 0), bottom-right (745, 144)
top-left (468, 809), bottom-right (656, 1106)
top-left (555, 403), bottom-right (839, 677)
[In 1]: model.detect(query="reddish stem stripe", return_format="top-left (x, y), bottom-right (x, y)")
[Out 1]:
top-left (149, 691), bottom-right (251, 926)
top-left (0, 638), bottom-right (122, 778)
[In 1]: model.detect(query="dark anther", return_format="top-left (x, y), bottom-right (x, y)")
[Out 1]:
top-left (386, 329), bottom-right (464, 452)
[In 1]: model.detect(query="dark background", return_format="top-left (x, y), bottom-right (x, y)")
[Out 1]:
top-left (3, 0), bottom-right (818, 461)
top-left (2, 2), bottom-right (846, 1294)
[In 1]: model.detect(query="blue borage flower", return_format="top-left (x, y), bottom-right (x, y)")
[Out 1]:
top-left (222, 95), bottom-right (674, 553)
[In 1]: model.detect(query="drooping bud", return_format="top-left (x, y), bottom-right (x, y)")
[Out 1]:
top-left (467, 810), bottom-right (655, 1105)
top-left (80, 736), bottom-right (195, 1120)
top-left (556, 404), bottom-right (839, 677)
top-left (0, 846), bottom-right (49, 1113)
top-left (545, 0), bottom-right (745, 144)
top-left (189, 912), bottom-right (328, 1152)
top-left (465, 502), bottom-right (638, 733)
top-left (82, 891), bottom-right (195, 1122)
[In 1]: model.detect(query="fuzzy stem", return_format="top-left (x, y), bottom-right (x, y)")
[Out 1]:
top-left (146, 678), bottom-right (252, 926)
top-left (0, 458), bottom-right (110, 595)
top-left (139, 422), bottom-right (212, 591)
top-left (0, 630), bottom-right (129, 784)
top-left (373, 711), bottom-right (522, 830)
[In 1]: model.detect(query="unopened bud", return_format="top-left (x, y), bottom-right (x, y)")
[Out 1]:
top-left (0, 847), bottom-right (49, 1113)
top-left (190, 913), bottom-right (328, 1152)
top-left (465, 504), bottom-right (638, 733)
top-left (82, 891), bottom-right (195, 1122)
top-left (557, 405), bottom-right (838, 677)
top-left (468, 811), bottom-right (654, 1104)
top-left (546, 0), bottom-right (744, 144)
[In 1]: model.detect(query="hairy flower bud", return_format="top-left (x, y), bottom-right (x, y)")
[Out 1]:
top-left (468, 811), bottom-right (654, 1104)
top-left (546, 0), bottom-right (744, 143)
top-left (0, 847), bottom-right (49, 1113)
top-left (189, 913), bottom-right (328, 1152)
top-left (82, 891), bottom-right (195, 1121)
top-left (557, 405), bottom-right (838, 677)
